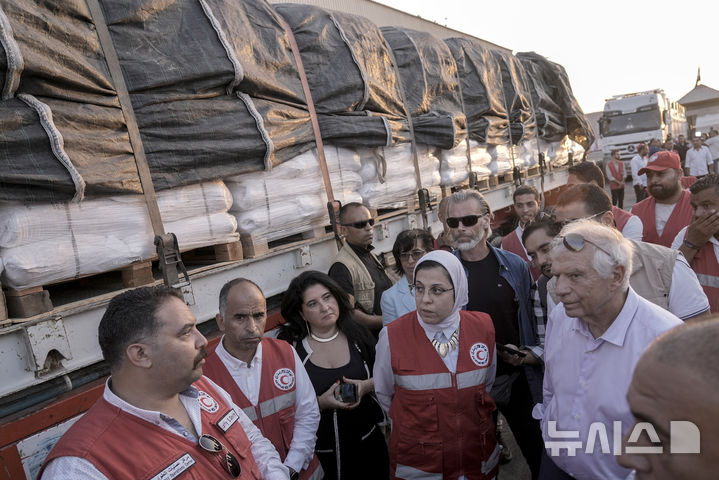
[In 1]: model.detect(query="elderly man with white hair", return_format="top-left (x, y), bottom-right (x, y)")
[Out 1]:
top-left (533, 220), bottom-right (682, 480)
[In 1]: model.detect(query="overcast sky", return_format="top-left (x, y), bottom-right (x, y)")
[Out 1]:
top-left (377, 0), bottom-right (717, 114)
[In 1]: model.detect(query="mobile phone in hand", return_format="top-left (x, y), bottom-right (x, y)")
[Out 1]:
top-left (334, 382), bottom-right (358, 403)
top-left (496, 344), bottom-right (527, 357)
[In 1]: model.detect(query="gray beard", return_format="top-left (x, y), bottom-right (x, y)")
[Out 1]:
top-left (455, 237), bottom-right (481, 251)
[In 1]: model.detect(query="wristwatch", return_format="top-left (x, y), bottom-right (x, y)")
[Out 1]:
top-left (288, 467), bottom-right (299, 480)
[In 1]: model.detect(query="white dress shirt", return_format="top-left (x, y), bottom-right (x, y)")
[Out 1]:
top-left (214, 338), bottom-right (320, 473)
top-left (706, 136), bottom-right (719, 160)
top-left (532, 288), bottom-right (681, 479)
top-left (629, 154), bottom-right (647, 186)
top-left (619, 215), bottom-right (643, 241)
top-left (41, 377), bottom-right (289, 480)
top-left (685, 145), bottom-right (713, 176)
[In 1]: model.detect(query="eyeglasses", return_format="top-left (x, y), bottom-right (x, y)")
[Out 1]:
top-left (409, 284), bottom-right (454, 298)
top-left (399, 249), bottom-right (426, 261)
top-left (199, 434), bottom-right (241, 478)
top-left (561, 232), bottom-right (613, 257)
top-left (446, 214), bottom-right (485, 228)
top-left (341, 218), bottom-right (375, 229)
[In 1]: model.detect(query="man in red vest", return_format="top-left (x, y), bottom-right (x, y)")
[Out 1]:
top-left (204, 278), bottom-right (322, 480)
top-left (631, 150), bottom-right (693, 247)
top-left (39, 286), bottom-right (288, 480)
top-left (566, 161), bottom-right (643, 241)
top-left (502, 184), bottom-right (542, 280)
top-left (672, 175), bottom-right (719, 313)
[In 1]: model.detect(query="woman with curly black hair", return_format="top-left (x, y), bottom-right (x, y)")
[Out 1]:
top-left (278, 271), bottom-right (388, 480)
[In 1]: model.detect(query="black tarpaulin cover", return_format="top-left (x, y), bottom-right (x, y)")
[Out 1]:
top-left (491, 50), bottom-right (537, 146)
top-left (0, 0), bottom-right (314, 203)
top-left (516, 51), bottom-right (594, 149)
top-left (380, 26), bottom-right (466, 150)
top-left (444, 37), bottom-right (509, 146)
top-left (274, 3), bottom-right (410, 147)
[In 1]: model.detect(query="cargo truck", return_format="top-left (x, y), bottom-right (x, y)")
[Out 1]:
top-left (0, 1), bottom-right (591, 478)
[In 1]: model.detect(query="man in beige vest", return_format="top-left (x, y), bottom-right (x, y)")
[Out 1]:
top-left (550, 184), bottom-right (708, 320)
top-left (328, 202), bottom-right (393, 330)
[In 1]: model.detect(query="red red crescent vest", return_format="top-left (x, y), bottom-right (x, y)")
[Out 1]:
top-left (387, 310), bottom-right (499, 480)
top-left (684, 232), bottom-right (719, 313)
top-left (612, 206), bottom-right (633, 233)
top-left (501, 229), bottom-right (541, 281)
top-left (204, 337), bottom-right (321, 480)
top-left (631, 189), bottom-right (693, 247)
top-left (38, 377), bottom-right (261, 480)
top-left (608, 160), bottom-right (624, 189)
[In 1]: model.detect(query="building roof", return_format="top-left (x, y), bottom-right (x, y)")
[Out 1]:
top-left (678, 84), bottom-right (719, 106)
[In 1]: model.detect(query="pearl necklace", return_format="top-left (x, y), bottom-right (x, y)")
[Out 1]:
top-left (310, 329), bottom-right (340, 343)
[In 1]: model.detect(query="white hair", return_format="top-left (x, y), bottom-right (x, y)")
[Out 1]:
top-left (550, 219), bottom-right (633, 289)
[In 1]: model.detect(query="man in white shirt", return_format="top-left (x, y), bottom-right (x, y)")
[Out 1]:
top-left (705, 130), bottom-right (719, 174)
top-left (630, 142), bottom-right (649, 202)
top-left (204, 278), bottom-right (321, 480)
top-left (533, 220), bottom-right (682, 479)
top-left (39, 286), bottom-right (288, 480)
top-left (672, 174), bottom-right (719, 313)
top-left (685, 136), bottom-right (714, 177)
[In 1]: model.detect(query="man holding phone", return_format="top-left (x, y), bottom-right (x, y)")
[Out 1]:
top-left (447, 189), bottom-right (544, 480)
top-left (204, 279), bottom-right (322, 480)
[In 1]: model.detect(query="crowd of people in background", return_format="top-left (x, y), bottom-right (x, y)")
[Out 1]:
top-left (39, 157), bottom-right (719, 479)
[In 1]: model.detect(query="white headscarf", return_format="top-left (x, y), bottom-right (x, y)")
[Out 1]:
top-left (412, 250), bottom-right (468, 334)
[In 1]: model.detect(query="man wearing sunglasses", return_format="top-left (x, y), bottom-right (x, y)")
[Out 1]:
top-left (39, 286), bottom-right (288, 480)
top-left (204, 279), bottom-right (322, 480)
top-left (447, 189), bottom-right (544, 479)
top-left (329, 202), bottom-right (394, 330)
top-left (501, 184), bottom-right (543, 281)
top-left (534, 221), bottom-right (682, 479)
top-left (566, 161), bottom-right (643, 241)
top-left (554, 184), bottom-right (709, 321)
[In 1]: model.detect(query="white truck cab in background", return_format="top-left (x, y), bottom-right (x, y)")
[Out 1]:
top-left (599, 89), bottom-right (687, 175)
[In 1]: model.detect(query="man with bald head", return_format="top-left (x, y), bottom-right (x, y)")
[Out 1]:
top-left (204, 279), bottom-right (322, 480)
top-left (619, 320), bottom-right (719, 479)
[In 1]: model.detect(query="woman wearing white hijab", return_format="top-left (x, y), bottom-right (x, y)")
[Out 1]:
top-left (374, 250), bottom-right (499, 480)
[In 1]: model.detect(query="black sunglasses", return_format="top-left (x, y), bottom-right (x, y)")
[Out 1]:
top-left (341, 218), bottom-right (375, 229)
top-left (446, 214), bottom-right (483, 228)
top-left (562, 232), bottom-right (612, 257)
top-left (199, 434), bottom-right (241, 478)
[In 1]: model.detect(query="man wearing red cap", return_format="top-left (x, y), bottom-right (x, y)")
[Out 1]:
top-left (631, 150), bottom-right (693, 247)
top-left (630, 143), bottom-right (649, 202)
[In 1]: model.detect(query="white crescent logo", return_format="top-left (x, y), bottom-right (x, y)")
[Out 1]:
top-left (197, 390), bottom-right (219, 413)
top-left (273, 368), bottom-right (295, 391)
top-left (470, 343), bottom-right (490, 367)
